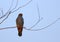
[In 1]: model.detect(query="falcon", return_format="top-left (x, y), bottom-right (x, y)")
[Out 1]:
top-left (16, 13), bottom-right (24, 36)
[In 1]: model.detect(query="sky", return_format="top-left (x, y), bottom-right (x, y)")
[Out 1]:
top-left (0, 0), bottom-right (60, 42)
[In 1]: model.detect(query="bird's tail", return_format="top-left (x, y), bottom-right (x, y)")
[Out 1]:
top-left (17, 26), bottom-right (23, 37)
top-left (18, 32), bottom-right (22, 36)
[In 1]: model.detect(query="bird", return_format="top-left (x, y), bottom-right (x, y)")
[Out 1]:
top-left (16, 13), bottom-right (24, 37)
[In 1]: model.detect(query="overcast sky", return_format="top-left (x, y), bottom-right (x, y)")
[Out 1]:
top-left (0, 0), bottom-right (60, 42)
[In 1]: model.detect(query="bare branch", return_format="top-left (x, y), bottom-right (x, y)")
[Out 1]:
top-left (0, 0), bottom-right (32, 24)
top-left (0, 0), bottom-right (17, 24)
top-left (0, 26), bottom-right (16, 30)
top-left (0, 8), bottom-right (3, 17)
top-left (29, 3), bottom-right (43, 29)
top-left (0, 0), bottom-right (14, 19)
top-left (0, 0), bottom-right (59, 32)
top-left (11, 0), bottom-right (18, 11)
top-left (11, 0), bottom-right (32, 13)
top-left (24, 18), bottom-right (60, 31)
top-left (0, 12), bottom-right (11, 24)
top-left (0, 18), bottom-right (60, 31)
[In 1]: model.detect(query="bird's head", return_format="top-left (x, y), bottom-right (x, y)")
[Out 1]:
top-left (18, 13), bottom-right (23, 16)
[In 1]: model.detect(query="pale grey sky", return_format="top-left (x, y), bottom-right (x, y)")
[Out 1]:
top-left (0, 0), bottom-right (60, 42)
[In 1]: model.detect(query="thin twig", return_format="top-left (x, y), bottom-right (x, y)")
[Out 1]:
top-left (24, 18), bottom-right (60, 31)
top-left (0, 12), bottom-right (10, 24)
top-left (11, 0), bottom-right (18, 11)
top-left (0, 8), bottom-right (3, 17)
top-left (0, 0), bottom-right (32, 24)
top-left (0, 26), bottom-right (16, 30)
top-left (24, 2), bottom-right (43, 29)
top-left (0, 0), bottom-right (14, 19)
top-left (11, 0), bottom-right (32, 13)
top-left (0, 18), bottom-right (60, 31)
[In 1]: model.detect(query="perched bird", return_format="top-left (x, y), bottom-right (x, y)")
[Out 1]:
top-left (16, 13), bottom-right (24, 37)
